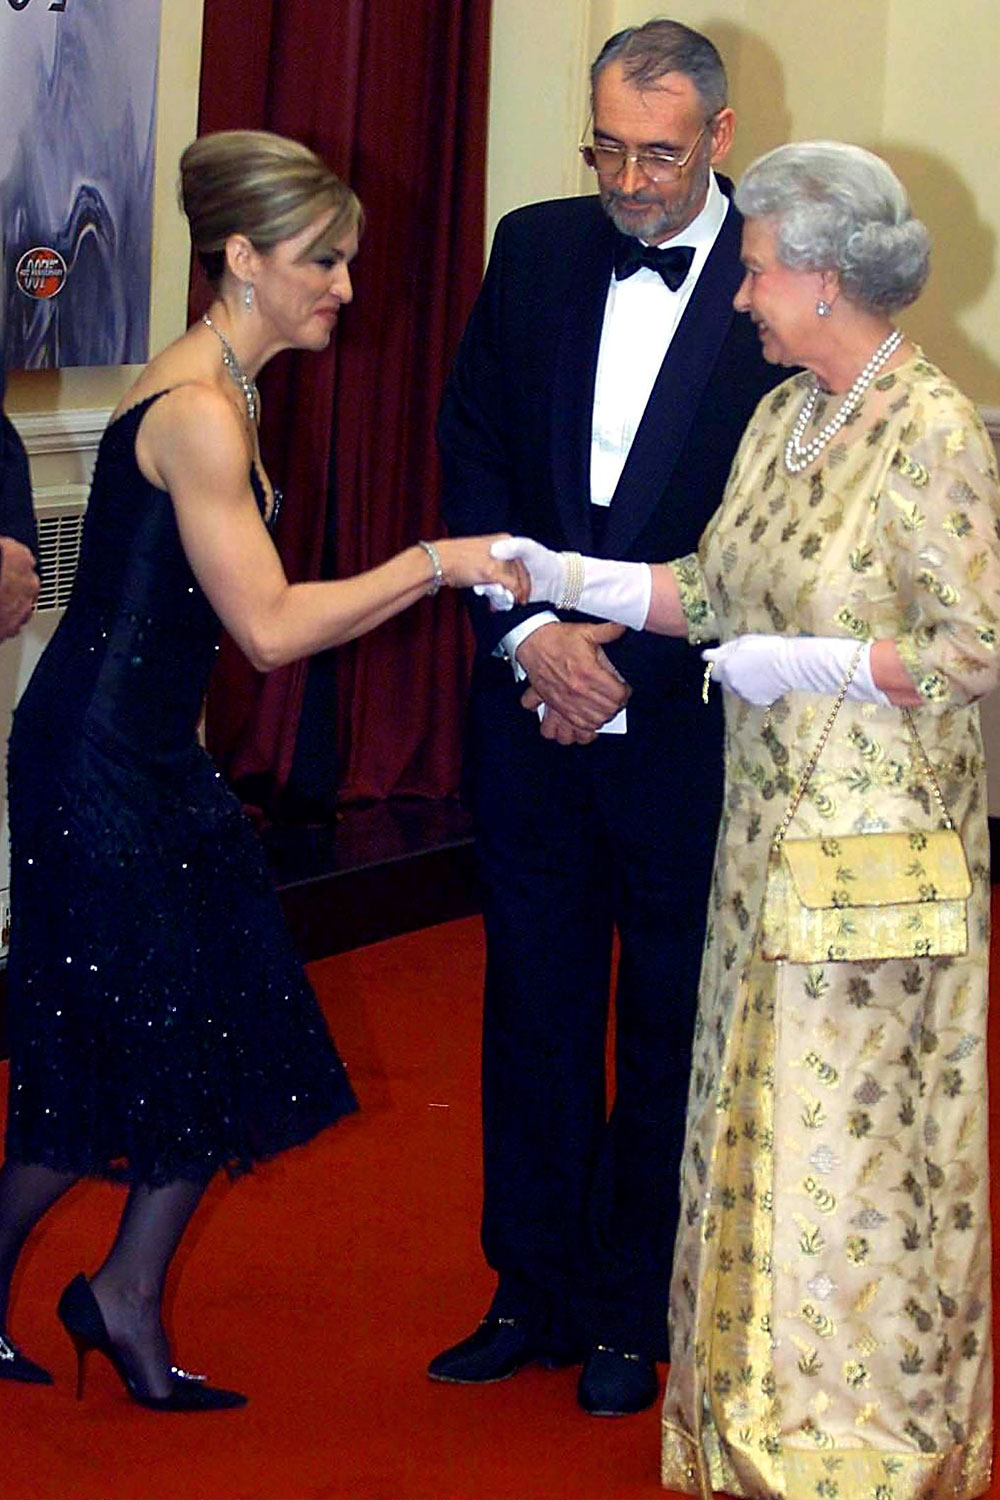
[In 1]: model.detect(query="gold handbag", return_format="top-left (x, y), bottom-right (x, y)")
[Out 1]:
top-left (759, 646), bottom-right (971, 964)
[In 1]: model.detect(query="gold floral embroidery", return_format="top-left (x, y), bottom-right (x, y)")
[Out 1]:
top-left (887, 490), bottom-right (926, 530)
top-left (663, 354), bottom-right (997, 1500)
top-left (944, 510), bottom-right (973, 538)
top-left (670, 552), bottom-right (717, 642)
top-left (892, 452), bottom-right (929, 486)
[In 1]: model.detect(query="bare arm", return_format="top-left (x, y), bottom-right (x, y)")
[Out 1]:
top-left (141, 387), bottom-right (521, 671)
top-left (489, 538), bottom-right (689, 638)
top-left (643, 563), bottom-right (687, 636)
top-left (869, 639), bottom-right (923, 706)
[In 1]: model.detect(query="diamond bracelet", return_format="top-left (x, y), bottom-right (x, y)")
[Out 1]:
top-left (417, 540), bottom-right (445, 596)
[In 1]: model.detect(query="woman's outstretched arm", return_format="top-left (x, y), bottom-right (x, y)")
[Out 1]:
top-left (487, 536), bottom-right (688, 636)
top-left (143, 386), bottom-right (524, 671)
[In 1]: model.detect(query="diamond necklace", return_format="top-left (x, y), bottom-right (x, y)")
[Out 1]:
top-left (202, 313), bottom-right (259, 426)
top-left (784, 327), bottom-right (904, 474)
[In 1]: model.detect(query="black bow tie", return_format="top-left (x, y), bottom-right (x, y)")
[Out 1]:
top-left (613, 237), bottom-right (695, 290)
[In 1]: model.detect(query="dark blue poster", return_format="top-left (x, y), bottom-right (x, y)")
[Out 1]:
top-left (1, 0), bottom-right (162, 369)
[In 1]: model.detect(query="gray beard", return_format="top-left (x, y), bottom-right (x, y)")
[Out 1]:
top-left (599, 164), bottom-right (710, 245)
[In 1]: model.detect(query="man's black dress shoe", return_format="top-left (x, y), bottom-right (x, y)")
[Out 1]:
top-left (577, 1346), bottom-right (658, 1416)
top-left (428, 1316), bottom-right (575, 1384)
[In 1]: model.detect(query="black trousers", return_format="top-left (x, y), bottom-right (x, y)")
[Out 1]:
top-left (466, 659), bottom-right (722, 1358)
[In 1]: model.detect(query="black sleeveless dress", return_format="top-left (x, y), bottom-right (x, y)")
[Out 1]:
top-left (3, 393), bottom-right (357, 1185)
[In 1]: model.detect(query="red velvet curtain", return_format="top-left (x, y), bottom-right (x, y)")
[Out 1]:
top-left (196, 0), bottom-right (491, 806)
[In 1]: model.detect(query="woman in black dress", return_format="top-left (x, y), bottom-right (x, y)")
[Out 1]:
top-left (0, 130), bottom-right (522, 1410)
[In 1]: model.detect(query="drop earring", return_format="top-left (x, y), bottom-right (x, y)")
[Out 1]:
top-left (243, 282), bottom-right (255, 311)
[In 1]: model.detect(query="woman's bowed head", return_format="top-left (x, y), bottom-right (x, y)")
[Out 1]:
top-left (110, 129), bottom-right (529, 675)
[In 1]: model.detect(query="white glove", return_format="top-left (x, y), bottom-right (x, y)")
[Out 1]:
top-left (702, 635), bottom-right (891, 707)
top-left (472, 582), bottom-right (516, 610)
top-left (487, 536), bottom-right (651, 631)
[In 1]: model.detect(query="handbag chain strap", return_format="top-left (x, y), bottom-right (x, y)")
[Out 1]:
top-left (770, 643), bottom-right (956, 854)
top-left (900, 708), bottom-right (957, 832)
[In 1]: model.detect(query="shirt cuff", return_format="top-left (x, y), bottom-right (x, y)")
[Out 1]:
top-left (496, 611), bottom-right (559, 680)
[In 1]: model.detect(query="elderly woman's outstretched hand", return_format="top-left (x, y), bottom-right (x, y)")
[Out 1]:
top-left (477, 537), bottom-right (652, 630)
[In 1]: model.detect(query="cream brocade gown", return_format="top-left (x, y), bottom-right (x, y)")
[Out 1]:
top-left (663, 354), bottom-right (999, 1500)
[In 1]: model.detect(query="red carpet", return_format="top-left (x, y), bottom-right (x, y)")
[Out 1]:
top-left (1, 906), bottom-right (998, 1500)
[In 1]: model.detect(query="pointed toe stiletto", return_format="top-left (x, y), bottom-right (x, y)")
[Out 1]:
top-left (56, 1274), bottom-right (246, 1411)
top-left (0, 1332), bottom-right (53, 1385)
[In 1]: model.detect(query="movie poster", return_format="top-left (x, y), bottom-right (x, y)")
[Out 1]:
top-left (0, 0), bottom-right (162, 370)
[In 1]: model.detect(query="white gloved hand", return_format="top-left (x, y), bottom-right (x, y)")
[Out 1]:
top-left (489, 536), bottom-right (567, 604)
top-left (472, 582), bottom-right (517, 610)
top-left (702, 635), bottom-right (891, 707)
top-left (489, 537), bottom-right (651, 631)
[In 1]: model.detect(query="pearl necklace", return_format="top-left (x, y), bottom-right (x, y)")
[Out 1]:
top-left (784, 328), bottom-right (904, 474)
top-left (202, 314), bottom-right (260, 426)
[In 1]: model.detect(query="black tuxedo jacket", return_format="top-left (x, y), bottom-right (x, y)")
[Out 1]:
top-left (436, 185), bottom-right (784, 1348)
top-left (438, 183), bottom-right (782, 703)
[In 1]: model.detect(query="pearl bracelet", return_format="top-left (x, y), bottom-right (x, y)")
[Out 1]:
top-left (417, 540), bottom-right (444, 596)
top-left (558, 551), bottom-right (584, 612)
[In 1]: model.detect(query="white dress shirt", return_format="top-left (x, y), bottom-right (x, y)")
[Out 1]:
top-left (590, 170), bottom-right (728, 506)
top-left (501, 173), bottom-right (730, 733)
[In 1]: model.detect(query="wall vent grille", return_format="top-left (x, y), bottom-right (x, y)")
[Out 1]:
top-left (33, 490), bottom-right (86, 614)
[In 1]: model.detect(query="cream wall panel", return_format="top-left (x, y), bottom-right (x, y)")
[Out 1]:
top-left (728, 1), bottom-right (887, 173)
top-left (485, 0), bottom-right (595, 246)
top-left (882, 0), bottom-right (1000, 402)
top-left (607, 2), bottom-right (888, 174)
top-left (148, 0), bottom-right (206, 359)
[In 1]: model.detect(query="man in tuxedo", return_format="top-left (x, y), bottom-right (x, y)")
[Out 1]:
top-left (430, 19), bottom-right (783, 1416)
top-left (0, 368), bottom-right (39, 640)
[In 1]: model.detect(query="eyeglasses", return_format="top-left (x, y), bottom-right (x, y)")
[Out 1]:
top-left (579, 121), bottom-right (711, 183)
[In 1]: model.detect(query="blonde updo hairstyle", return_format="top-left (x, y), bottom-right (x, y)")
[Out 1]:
top-left (179, 129), bottom-right (363, 288)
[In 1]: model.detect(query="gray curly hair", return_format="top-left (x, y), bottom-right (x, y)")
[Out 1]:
top-left (734, 141), bottom-right (930, 314)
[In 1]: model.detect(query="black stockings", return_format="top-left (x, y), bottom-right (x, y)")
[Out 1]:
top-left (0, 1159), bottom-right (78, 1330)
top-left (0, 1159), bottom-right (209, 1399)
top-left (90, 1177), bottom-right (208, 1399)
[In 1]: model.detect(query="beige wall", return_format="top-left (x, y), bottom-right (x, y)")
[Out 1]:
top-left (5, 0), bottom-right (205, 426)
top-left (881, 1), bottom-right (1000, 401)
top-left (12, 1), bottom-right (998, 407)
top-left (487, 0), bottom-right (1000, 404)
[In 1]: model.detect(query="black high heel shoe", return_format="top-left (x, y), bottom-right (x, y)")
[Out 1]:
top-left (56, 1274), bottom-right (246, 1411)
top-left (0, 1332), bottom-right (53, 1385)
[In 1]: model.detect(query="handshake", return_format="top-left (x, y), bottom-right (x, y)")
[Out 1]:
top-left (475, 537), bottom-right (892, 709)
top-left (475, 536), bottom-right (652, 630)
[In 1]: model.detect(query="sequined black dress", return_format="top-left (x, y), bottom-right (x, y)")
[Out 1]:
top-left (3, 393), bottom-right (357, 1185)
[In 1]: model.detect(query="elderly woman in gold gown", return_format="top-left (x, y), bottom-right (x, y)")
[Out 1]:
top-left (490, 141), bottom-right (998, 1500)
